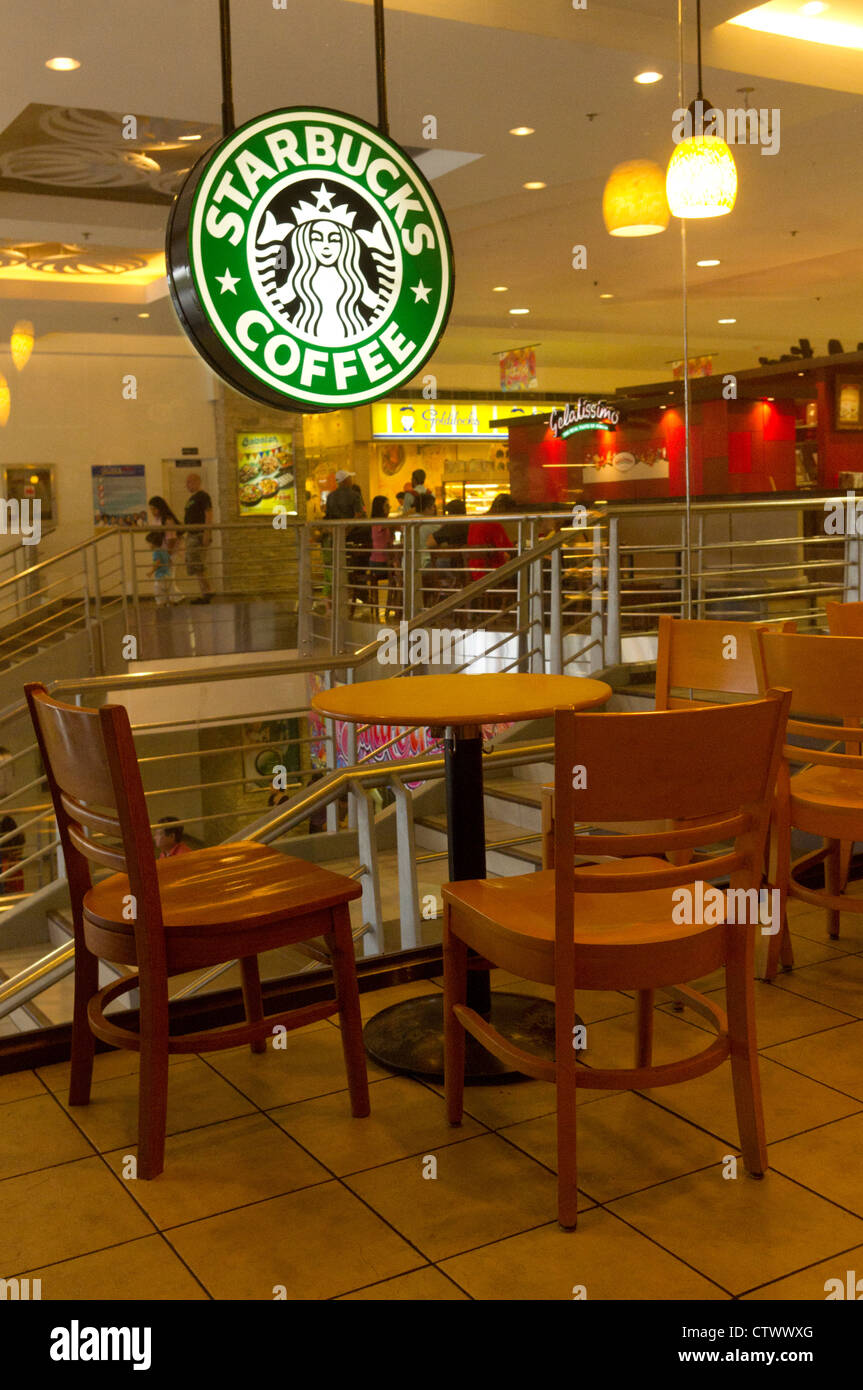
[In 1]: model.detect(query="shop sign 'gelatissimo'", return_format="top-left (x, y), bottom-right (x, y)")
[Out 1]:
top-left (167, 107), bottom-right (454, 412)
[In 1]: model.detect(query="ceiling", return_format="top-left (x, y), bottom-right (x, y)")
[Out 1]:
top-left (0, 0), bottom-right (860, 388)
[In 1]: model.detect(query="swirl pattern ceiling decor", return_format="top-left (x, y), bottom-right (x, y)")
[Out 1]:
top-left (0, 104), bottom-right (220, 204)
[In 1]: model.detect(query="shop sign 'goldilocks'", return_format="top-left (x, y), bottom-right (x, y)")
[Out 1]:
top-left (167, 107), bottom-right (454, 412)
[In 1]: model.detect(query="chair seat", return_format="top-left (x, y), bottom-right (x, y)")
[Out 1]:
top-left (84, 841), bottom-right (362, 933)
top-left (444, 858), bottom-right (729, 991)
top-left (789, 764), bottom-right (863, 837)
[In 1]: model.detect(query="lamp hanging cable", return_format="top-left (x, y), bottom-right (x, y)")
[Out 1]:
top-left (219, 0), bottom-right (236, 137)
top-left (374, 0), bottom-right (390, 136)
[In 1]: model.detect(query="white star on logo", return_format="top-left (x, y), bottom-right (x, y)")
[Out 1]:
top-left (312, 183), bottom-right (335, 211)
top-left (411, 280), bottom-right (432, 303)
top-left (215, 269), bottom-right (240, 294)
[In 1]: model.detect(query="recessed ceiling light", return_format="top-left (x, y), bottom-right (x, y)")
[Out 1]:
top-left (492, 286), bottom-right (509, 292)
top-left (634, 71), bottom-right (663, 84)
top-left (599, 293), bottom-right (614, 299)
top-left (45, 56), bottom-right (80, 70)
top-left (523, 181), bottom-right (546, 190)
top-left (767, 396), bottom-right (775, 401)
top-left (697, 259), bottom-right (721, 267)
top-left (510, 126), bottom-right (535, 136)
top-left (718, 317), bottom-right (737, 324)
top-left (730, 2), bottom-right (860, 49)
top-left (179, 133), bottom-right (202, 142)
top-left (509, 308), bottom-right (530, 315)
top-left (798, 371), bottom-right (805, 376)
top-left (137, 312), bottom-right (150, 319)
top-left (801, 2), bottom-right (828, 13)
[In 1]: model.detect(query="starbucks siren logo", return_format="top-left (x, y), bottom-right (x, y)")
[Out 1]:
top-left (167, 108), bottom-right (454, 411)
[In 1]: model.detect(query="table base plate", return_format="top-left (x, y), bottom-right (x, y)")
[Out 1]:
top-left (363, 992), bottom-right (569, 1081)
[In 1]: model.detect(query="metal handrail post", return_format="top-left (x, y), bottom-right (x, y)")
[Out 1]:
top-left (322, 668), bottom-right (339, 833)
top-left (128, 529), bottom-right (142, 657)
top-left (391, 774), bottom-right (421, 949)
top-left (695, 512), bottom-right (705, 617)
top-left (81, 548), bottom-right (98, 677)
top-left (606, 516), bottom-right (621, 667)
top-left (590, 522), bottom-right (604, 674)
top-left (549, 543), bottom-right (563, 674)
top-left (332, 526), bottom-right (346, 654)
top-left (528, 555), bottom-right (544, 673)
top-left (352, 786), bottom-right (382, 955)
top-left (345, 669), bottom-right (358, 828)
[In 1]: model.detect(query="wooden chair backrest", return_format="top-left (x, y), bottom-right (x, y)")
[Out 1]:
top-left (825, 601), bottom-right (863, 637)
top-left (655, 615), bottom-right (778, 710)
top-left (552, 693), bottom-right (791, 971)
top-left (25, 683), bottom-right (163, 947)
top-left (756, 630), bottom-right (863, 760)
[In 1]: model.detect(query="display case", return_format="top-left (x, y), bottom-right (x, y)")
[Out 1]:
top-left (443, 480), bottom-right (505, 514)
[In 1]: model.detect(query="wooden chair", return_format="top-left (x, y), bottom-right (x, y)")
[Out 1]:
top-left (444, 692), bottom-right (790, 1228)
top-left (756, 632), bottom-right (863, 957)
top-left (826, 601), bottom-right (863, 636)
top-left (542, 615), bottom-right (794, 976)
top-left (25, 682), bottom-right (370, 1180)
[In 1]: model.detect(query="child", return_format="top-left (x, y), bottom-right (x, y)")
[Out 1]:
top-left (147, 530), bottom-right (172, 606)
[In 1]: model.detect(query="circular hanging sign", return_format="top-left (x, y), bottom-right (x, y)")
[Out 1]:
top-left (167, 106), bottom-right (454, 412)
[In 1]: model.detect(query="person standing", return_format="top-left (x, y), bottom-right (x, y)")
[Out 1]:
top-left (323, 469), bottom-right (362, 603)
top-left (183, 473), bottom-right (213, 604)
top-left (153, 817), bottom-right (192, 858)
top-left (146, 531), bottom-right (172, 605)
top-left (148, 495), bottom-right (183, 602)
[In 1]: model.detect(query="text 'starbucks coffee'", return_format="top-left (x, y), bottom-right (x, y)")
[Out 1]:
top-left (167, 107), bottom-right (454, 411)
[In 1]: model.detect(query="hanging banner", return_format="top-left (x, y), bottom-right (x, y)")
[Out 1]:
top-left (671, 355), bottom-right (714, 379)
top-left (167, 106), bottom-right (454, 413)
top-left (499, 347), bottom-right (537, 391)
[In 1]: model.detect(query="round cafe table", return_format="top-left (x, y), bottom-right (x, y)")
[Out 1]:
top-left (312, 673), bottom-right (611, 1078)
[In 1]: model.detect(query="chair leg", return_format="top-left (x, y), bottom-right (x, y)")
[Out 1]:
top-left (635, 989), bottom-right (654, 1068)
top-left (443, 906), bottom-right (466, 1126)
top-left (725, 925), bottom-right (767, 1176)
top-left (68, 936), bottom-right (99, 1107)
top-left (764, 790), bottom-right (791, 981)
top-left (137, 977), bottom-right (170, 1181)
top-left (839, 839), bottom-right (853, 891)
top-left (825, 839), bottom-right (842, 940)
top-left (327, 904), bottom-right (370, 1118)
top-left (240, 956), bottom-right (267, 1055)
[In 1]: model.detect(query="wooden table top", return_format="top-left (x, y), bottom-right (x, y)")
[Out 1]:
top-left (311, 673), bottom-right (612, 727)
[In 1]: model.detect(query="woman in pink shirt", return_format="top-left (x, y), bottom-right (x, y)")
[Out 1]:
top-left (369, 495), bottom-right (394, 620)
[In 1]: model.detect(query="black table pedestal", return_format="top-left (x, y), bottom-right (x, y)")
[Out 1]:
top-left (362, 725), bottom-right (559, 1080)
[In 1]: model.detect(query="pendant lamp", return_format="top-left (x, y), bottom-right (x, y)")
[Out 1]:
top-left (10, 320), bottom-right (34, 371)
top-left (603, 160), bottom-right (669, 237)
top-left (0, 374), bottom-right (10, 427)
top-left (666, 0), bottom-right (737, 219)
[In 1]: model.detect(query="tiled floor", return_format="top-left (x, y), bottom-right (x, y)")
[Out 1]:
top-left (2, 901), bottom-right (863, 1301)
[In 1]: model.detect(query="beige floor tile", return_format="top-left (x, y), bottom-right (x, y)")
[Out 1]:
top-left (424, 1073), bottom-right (612, 1129)
top-left (502, 1092), bottom-right (729, 1203)
top-left (103, 1113), bottom-right (329, 1227)
top-left (207, 1029), bottom-right (388, 1108)
top-left (764, 1020), bottom-right (863, 1102)
top-left (660, 980), bottom-right (849, 1049)
top-left (643, 1054), bottom-right (860, 1145)
top-left (608, 1167), bottom-right (863, 1295)
top-left (168, 1180), bottom-right (419, 1300)
top-left (346, 1132), bottom-right (567, 1261)
top-left (580, 1006), bottom-right (716, 1072)
top-left (271, 1075), bottom-right (484, 1175)
top-left (772, 954), bottom-right (863, 1017)
top-left (338, 1266), bottom-right (468, 1300)
top-left (0, 1157), bottom-right (153, 1274)
top-left (0, 1094), bottom-right (95, 1179)
top-left (54, 1056), bottom-right (255, 1152)
top-left (0, 1069), bottom-right (45, 1104)
top-left (786, 908), bottom-right (863, 953)
top-left (784, 932), bottom-right (851, 968)
top-left (440, 1207), bottom-right (728, 1301)
top-left (27, 1234), bottom-right (209, 1300)
top-left (741, 1246), bottom-right (863, 1300)
top-left (37, 1049), bottom-right (194, 1093)
top-left (770, 1112), bottom-right (863, 1217)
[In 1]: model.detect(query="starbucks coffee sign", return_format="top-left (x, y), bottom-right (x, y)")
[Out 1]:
top-left (167, 107), bottom-right (454, 411)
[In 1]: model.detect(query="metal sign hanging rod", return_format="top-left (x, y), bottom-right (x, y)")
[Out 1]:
top-left (219, 0), bottom-right (236, 137)
top-left (374, 0), bottom-right (389, 136)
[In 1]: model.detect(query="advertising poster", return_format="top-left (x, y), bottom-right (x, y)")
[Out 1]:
top-left (499, 347), bottom-right (537, 391)
top-left (92, 465), bottom-right (147, 527)
top-left (237, 431), bottom-right (296, 516)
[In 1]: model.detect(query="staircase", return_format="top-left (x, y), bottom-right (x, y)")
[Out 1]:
top-left (415, 763), bottom-right (552, 878)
